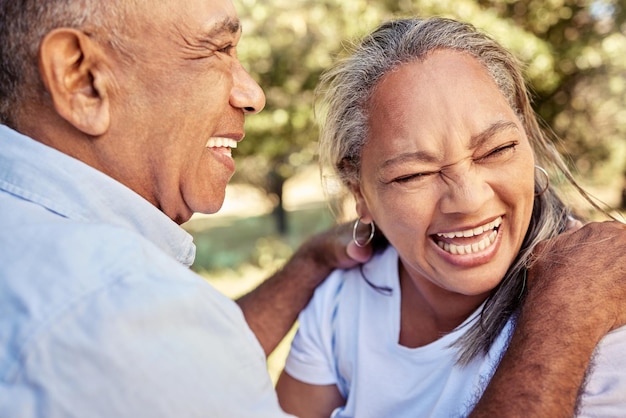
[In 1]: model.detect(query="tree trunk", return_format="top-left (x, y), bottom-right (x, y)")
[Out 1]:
top-left (268, 171), bottom-right (288, 235)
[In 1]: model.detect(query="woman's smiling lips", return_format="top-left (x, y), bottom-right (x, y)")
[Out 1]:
top-left (433, 216), bottom-right (503, 256)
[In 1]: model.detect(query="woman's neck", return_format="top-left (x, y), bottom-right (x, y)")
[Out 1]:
top-left (398, 265), bottom-right (489, 348)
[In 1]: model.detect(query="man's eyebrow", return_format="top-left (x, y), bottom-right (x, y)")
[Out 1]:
top-left (202, 17), bottom-right (241, 39)
top-left (182, 17), bottom-right (240, 53)
top-left (470, 120), bottom-right (519, 149)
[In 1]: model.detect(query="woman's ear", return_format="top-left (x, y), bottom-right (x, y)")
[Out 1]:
top-left (348, 180), bottom-right (373, 224)
top-left (38, 28), bottom-right (110, 136)
top-left (341, 157), bottom-right (374, 224)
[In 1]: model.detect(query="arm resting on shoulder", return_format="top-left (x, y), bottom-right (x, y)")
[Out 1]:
top-left (471, 221), bottom-right (626, 417)
top-left (236, 223), bottom-right (372, 356)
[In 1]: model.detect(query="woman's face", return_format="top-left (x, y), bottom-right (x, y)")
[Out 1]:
top-left (354, 49), bottom-right (535, 298)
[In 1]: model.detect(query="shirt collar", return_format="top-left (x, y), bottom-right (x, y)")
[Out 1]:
top-left (0, 125), bottom-right (196, 267)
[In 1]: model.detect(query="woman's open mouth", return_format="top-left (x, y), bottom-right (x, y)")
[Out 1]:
top-left (433, 216), bottom-right (502, 255)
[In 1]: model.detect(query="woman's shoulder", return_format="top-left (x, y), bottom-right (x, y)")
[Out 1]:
top-left (576, 325), bottom-right (626, 415)
top-left (319, 245), bottom-right (398, 293)
top-left (305, 245), bottom-right (399, 319)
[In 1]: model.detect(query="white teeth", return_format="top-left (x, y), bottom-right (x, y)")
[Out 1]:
top-left (436, 217), bottom-right (502, 239)
top-left (437, 231), bottom-right (498, 255)
top-left (206, 137), bottom-right (238, 149)
top-left (437, 232), bottom-right (495, 255)
top-left (435, 217), bottom-right (501, 255)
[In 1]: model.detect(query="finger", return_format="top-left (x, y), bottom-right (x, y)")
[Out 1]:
top-left (566, 216), bottom-right (583, 232)
top-left (345, 240), bottom-right (373, 264)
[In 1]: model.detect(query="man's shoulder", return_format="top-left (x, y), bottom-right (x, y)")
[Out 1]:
top-left (0, 208), bottom-right (201, 316)
top-left (0, 213), bottom-right (207, 377)
top-left (2, 212), bottom-right (172, 275)
top-left (0, 210), bottom-right (283, 417)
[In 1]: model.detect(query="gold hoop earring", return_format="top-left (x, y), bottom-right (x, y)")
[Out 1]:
top-left (352, 218), bottom-right (375, 248)
top-left (534, 165), bottom-right (550, 197)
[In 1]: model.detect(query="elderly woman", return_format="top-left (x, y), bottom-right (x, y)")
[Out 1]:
top-left (275, 17), bottom-right (626, 417)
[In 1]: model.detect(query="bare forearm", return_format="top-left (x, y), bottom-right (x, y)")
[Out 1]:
top-left (471, 295), bottom-right (603, 417)
top-left (236, 242), bottom-right (333, 356)
top-left (472, 221), bottom-right (626, 416)
top-left (236, 223), bottom-right (367, 356)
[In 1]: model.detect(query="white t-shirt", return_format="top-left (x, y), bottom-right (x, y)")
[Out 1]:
top-left (284, 246), bottom-right (626, 418)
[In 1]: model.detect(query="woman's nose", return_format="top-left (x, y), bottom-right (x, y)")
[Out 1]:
top-left (439, 169), bottom-right (494, 215)
top-left (230, 62), bottom-right (266, 115)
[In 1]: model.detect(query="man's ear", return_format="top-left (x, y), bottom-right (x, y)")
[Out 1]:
top-left (38, 28), bottom-right (110, 136)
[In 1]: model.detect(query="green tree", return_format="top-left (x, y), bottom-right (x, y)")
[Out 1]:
top-left (234, 0), bottom-right (390, 234)
top-left (234, 0), bottom-right (626, 235)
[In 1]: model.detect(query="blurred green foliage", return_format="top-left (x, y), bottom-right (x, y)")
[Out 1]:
top-left (188, 206), bottom-right (335, 272)
top-left (233, 0), bottom-right (626, 222)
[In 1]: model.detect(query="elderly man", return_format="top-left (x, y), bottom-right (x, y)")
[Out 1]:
top-left (0, 0), bottom-right (625, 417)
top-left (0, 0), bottom-right (366, 416)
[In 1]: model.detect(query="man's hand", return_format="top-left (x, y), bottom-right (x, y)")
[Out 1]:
top-left (236, 221), bottom-right (373, 356)
top-left (304, 221), bottom-right (374, 270)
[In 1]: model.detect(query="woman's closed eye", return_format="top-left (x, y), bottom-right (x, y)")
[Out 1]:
top-left (476, 142), bottom-right (518, 163)
top-left (392, 170), bottom-right (438, 184)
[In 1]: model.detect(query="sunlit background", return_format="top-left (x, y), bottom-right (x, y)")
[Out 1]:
top-left (181, 0), bottom-right (626, 382)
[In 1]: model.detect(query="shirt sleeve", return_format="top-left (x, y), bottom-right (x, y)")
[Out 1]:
top-left (283, 270), bottom-right (346, 386)
top-left (577, 324), bottom-right (626, 417)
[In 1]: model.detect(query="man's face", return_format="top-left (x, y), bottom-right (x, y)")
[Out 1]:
top-left (104, 0), bottom-right (265, 223)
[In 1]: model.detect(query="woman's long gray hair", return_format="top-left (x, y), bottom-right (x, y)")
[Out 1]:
top-left (317, 17), bottom-right (594, 364)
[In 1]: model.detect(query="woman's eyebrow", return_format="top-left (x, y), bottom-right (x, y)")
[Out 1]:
top-left (380, 149), bottom-right (438, 170)
top-left (379, 121), bottom-right (520, 170)
top-left (470, 120), bottom-right (519, 149)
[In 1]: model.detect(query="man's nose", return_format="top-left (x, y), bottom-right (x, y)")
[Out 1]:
top-left (230, 62), bottom-right (266, 115)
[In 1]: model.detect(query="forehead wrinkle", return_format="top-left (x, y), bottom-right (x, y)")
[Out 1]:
top-left (176, 16), bottom-right (241, 52)
top-left (378, 120), bottom-right (519, 172)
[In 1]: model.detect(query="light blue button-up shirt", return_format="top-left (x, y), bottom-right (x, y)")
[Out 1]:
top-left (0, 125), bottom-right (291, 417)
